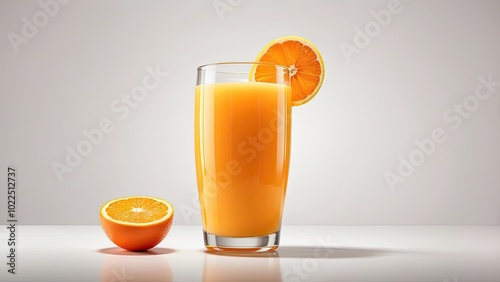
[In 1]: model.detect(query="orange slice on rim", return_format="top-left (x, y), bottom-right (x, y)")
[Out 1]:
top-left (251, 36), bottom-right (325, 106)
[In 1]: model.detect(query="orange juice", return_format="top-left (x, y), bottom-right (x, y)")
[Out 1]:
top-left (195, 82), bottom-right (291, 237)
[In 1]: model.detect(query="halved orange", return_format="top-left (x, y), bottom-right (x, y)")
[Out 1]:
top-left (251, 36), bottom-right (325, 106)
top-left (100, 196), bottom-right (174, 251)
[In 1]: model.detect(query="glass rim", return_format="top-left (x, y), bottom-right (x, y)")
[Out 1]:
top-left (197, 61), bottom-right (290, 71)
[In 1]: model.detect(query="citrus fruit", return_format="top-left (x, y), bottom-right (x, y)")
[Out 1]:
top-left (100, 196), bottom-right (174, 251)
top-left (251, 36), bottom-right (325, 106)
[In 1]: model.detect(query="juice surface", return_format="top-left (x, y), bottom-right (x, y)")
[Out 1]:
top-left (195, 82), bottom-right (291, 236)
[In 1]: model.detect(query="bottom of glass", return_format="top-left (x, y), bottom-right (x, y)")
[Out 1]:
top-left (204, 230), bottom-right (280, 253)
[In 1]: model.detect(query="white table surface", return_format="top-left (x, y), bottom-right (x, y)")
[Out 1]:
top-left (1, 225), bottom-right (499, 281)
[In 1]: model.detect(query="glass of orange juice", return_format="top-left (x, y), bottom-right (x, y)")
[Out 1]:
top-left (195, 62), bottom-right (291, 252)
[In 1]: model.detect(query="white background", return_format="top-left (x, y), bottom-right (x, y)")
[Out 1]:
top-left (0, 0), bottom-right (499, 225)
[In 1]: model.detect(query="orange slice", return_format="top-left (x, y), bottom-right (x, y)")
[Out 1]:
top-left (100, 196), bottom-right (174, 251)
top-left (252, 36), bottom-right (325, 106)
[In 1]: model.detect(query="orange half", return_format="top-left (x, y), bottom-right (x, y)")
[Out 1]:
top-left (252, 36), bottom-right (325, 106)
top-left (100, 196), bottom-right (174, 251)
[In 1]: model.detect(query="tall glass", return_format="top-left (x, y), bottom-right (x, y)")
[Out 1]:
top-left (195, 62), bottom-right (292, 252)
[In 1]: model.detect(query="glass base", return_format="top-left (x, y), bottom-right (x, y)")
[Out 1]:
top-left (204, 230), bottom-right (280, 253)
